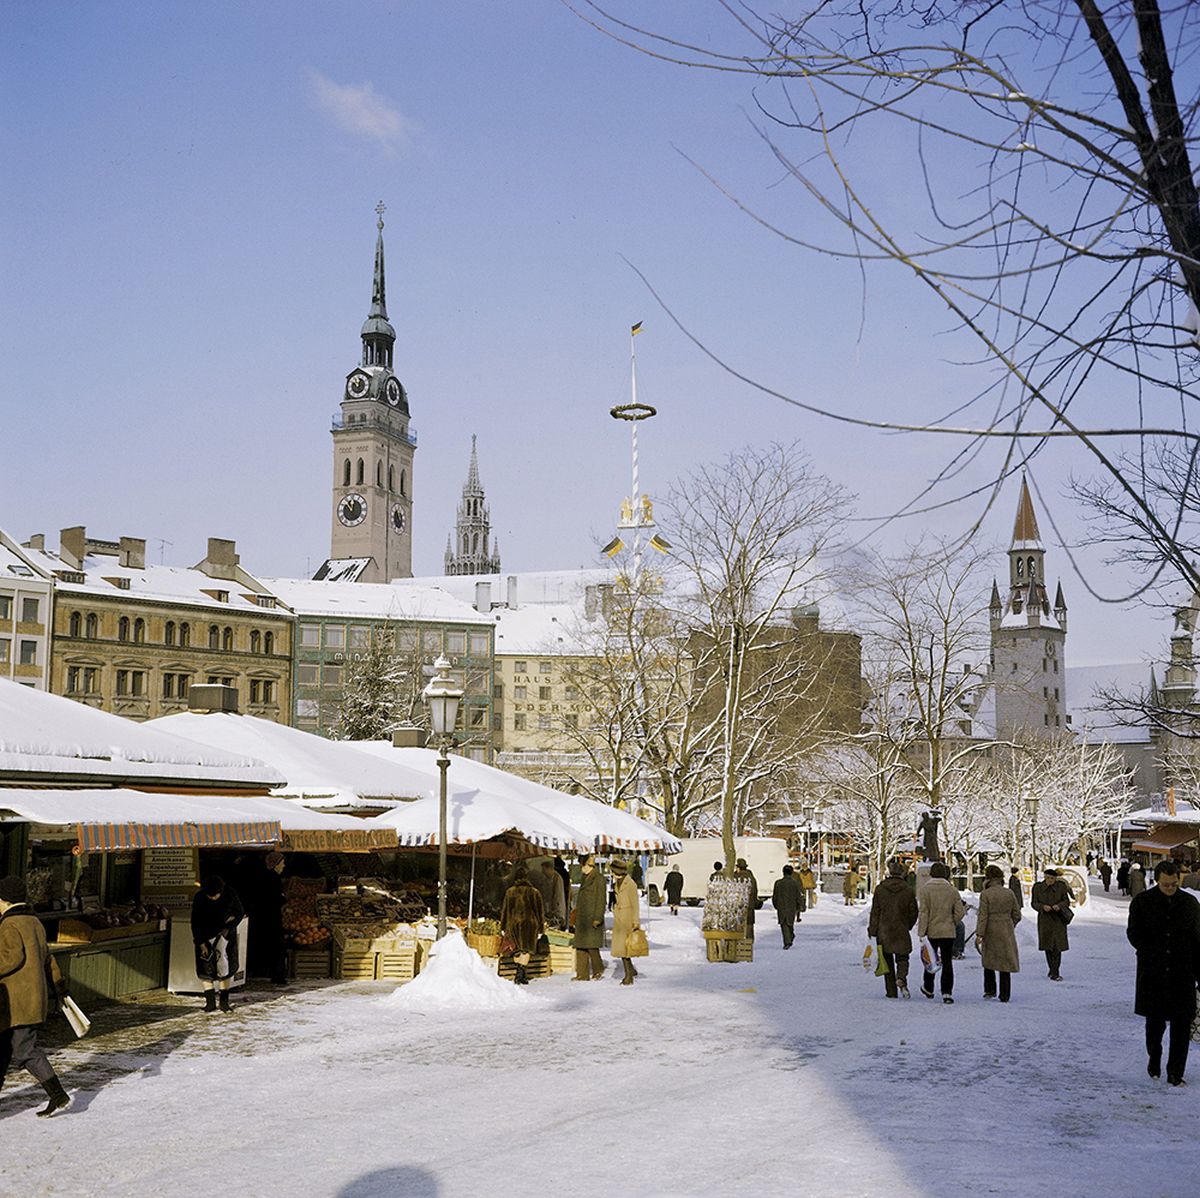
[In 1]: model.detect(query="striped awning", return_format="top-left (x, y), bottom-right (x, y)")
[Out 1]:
top-left (77, 820), bottom-right (281, 854)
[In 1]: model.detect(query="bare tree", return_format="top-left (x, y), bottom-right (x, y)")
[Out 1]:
top-left (577, 1), bottom-right (1200, 598)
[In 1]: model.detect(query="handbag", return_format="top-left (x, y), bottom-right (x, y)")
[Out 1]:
top-left (498, 936), bottom-right (517, 957)
top-left (1059, 907), bottom-right (1074, 925)
top-left (535, 933), bottom-right (550, 956)
top-left (626, 927), bottom-right (649, 958)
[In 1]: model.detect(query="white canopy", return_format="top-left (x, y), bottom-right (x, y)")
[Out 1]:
top-left (0, 678), bottom-right (283, 789)
top-left (151, 712), bottom-right (427, 808)
top-left (356, 744), bottom-right (682, 853)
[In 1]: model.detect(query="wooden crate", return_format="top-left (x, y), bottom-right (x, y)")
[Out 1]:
top-left (334, 949), bottom-right (378, 980)
top-left (548, 944), bottom-right (574, 975)
top-left (377, 949), bottom-right (418, 982)
top-left (289, 948), bottom-right (332, 979)
top-left (57, 918), bottom-right (160, 945)
top-left (704, 931), bottom-right (753, 964)
top-left (498, 954), bottom-right (550, 982)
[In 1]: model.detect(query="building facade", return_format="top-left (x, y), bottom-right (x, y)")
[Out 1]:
top-left (0, 531), bottom-right (53, 689)
top-left (324, 206), bottom-right (416, 583)
top-left (444, 436), bottom-right (501, 577)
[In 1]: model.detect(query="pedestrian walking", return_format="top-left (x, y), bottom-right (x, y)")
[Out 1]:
top-left (1129, 862), bottom-right (1147, 897)
top-left (1098, 859), bottom-right (1113, 892)
top-left (1116, 859), bottom-right (1131, 895)
top-left (798, 862), bottom-right (818, 909)
top-left (1008, 867), bottom-right (1025, 909)
top-left (917, 862), bottom-right (965, 1003)
top-left (192, 875), bottom-right (244, 1012)
top-left (843, 863), bottom-right (861, 907)
top-left (734, 858), bottom-right (759, 941)
top-left (1126, 860), bottom-right (1200, 1086)
top-left (610, 859), bottom-right (643, 986)
top-left (868, 860), bottom-right (918, 998)
top-left (1030, 866), bottom-right (1072, 980)
top-left (500, 864), bottom-right (545, 985)
top-left (0, 876), bottom-right (71, 1117)
top-left (1182, 862), bottom-right (1200, 892)
top-left (664, 863), bottom-right (684, 915)
top-left (571, 854), bottom-right (607, 981)
top-left (975, 864), bottom-right (1021, 1002)
top-left (772, 865), bottom-right (805, 949)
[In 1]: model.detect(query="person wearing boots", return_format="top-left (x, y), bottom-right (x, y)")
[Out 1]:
top-left (868, 860), bottom-right (919, 998)
top-left (191, 875), bottom-right (245, 1012)
top-left (1030, 866), bottom-right (1072, 981)
top-left (572, 855), bottom-right (607, 980)
top-left (975, 864), bottom-right (1021, 1002)
top-left (0, 875), bottom-right (72, 1116)
top-left (610, 859), bottom-right (642, 985)
top-left (664, 863), bottom-right (685, 915)
top-left (917, 861), bottom-right (966, 1003)
top-left (772, 865), bottom-right (805, 949)
top-left (1127, 860), bottom-right (1200, 1086)
top-left (500, 864), bottom-right (545, 985)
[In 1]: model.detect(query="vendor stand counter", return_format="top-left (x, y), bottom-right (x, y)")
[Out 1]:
top-left (49, 927), bottom-right (169, 1009)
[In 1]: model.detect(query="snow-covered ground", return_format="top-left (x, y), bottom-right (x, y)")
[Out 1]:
top-left (1, 883), bottom-right (1191, 1198)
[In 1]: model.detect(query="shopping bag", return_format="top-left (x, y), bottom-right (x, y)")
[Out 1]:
top-left (626, 928), bottom-right (650, 958)
top-left (920, 938), bottom-right (941, 974)
top-left (862, 943), bottom-right (874, 969)
top-left (62, 995), bottom-right (91, 1039)
top-left (874, 945), bottom-right (890, 976)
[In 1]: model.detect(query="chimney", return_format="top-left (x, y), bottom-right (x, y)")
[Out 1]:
top-left (392, 725), bottom-right (429, 749)
top-left (584, 586), bottom-right (597, 620)
top-left (475, 581), bottom-right (492, 613)
top-left (506, 574), bottom-right (518, 610)
top-left (24, 534), bottom-right (44, 552)
top-left (119, 537), bottom-right (146, 570)
top-left (199, 537), bottom-right (240, 580)
top-left (187, 683), bottom-right (239, 714)
top-left (60, 526), bottom-right (86, 570)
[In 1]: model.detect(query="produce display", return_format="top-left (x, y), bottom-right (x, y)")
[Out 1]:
top-left (702, 878), bottom-right (751, 934)
top-left (64, 903), bottom-right (168, 930)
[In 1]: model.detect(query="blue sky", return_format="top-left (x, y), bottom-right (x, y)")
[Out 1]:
top-left (0, 1), bottom-right (1165, 670)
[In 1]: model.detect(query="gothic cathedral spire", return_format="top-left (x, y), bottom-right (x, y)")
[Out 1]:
top-left (445, 435), bottom-right (501, 576)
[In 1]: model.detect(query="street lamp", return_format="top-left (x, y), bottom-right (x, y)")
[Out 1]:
top-left (423, 655), bottom-right (463, 940)
top-left (801, 803), bottom-right (816, 863)
top-left (1023, 788), bottom-right (1040, 877)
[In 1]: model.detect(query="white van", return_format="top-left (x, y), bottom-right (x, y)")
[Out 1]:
top-left (646, 837), bottom-right (791, 906)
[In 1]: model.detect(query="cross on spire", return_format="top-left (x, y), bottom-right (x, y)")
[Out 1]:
top-left (375, 200), bottom-right (386, 230)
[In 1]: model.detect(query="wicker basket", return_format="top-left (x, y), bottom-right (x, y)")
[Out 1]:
top-left (467, 931), bottom-right (501, 958)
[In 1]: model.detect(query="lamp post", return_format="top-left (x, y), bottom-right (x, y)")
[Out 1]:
top-left (801, 803), bottom-right (815, 864)
top-left (423, 655), bottom-right (463, 941)
top-left (1024, 788), bottom-right (1040, 877)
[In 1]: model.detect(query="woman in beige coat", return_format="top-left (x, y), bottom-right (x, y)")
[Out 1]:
top-left (610, 859), bottom-right (643, 985)
top-left (975, 864), bottom-right (1021, 1003)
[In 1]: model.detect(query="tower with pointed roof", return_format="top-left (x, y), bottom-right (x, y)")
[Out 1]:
top-left (444, 436), bottom-right (501, 576)
top-left (325, 203), bottom-right (416, 582)
top-left (989, 477), bottom-right (1068, 738)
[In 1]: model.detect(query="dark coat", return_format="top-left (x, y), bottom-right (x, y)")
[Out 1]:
top-left (975, 880), bottom-right (1021, 973)
top-left (500, 879), bottom-right (545, 955)
top-left (734, 868), bottom-right (758, 926)
top-left (191, 886), bottom-right (245, 945)
top-left (1116, 862), bottom-right (1131, 890)
top-left (868, 876), bottom-right (919, 955)
top-left (1127, 886), bottom-right (1200, 1020)
top-left (1008, 874), bottom-right (1024, 909)
top-left (664, 868), bottom-right (684, 905)
top-left (0, 906), bottom-right (62, 1031)
top-left (772, 874), bottom-right (805, 924)
top-left (571, 868), bottom-right (607, 950)
top-left (1099, 862), bottom-right (1113, 885)
top-left (1030, 879), bottom-right (1072, 952)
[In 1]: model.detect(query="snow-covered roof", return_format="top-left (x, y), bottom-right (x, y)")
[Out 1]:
top-left (0, 539), bottom-right (49, 584)
top-left (0, 678), bottom-right (284, 788)
top-left (997, 607), bottom-right (1064, 633)
top-left (403, 568), bottom-right (614, 607)
top-left (492, 603), bottom-right (590, 657)
top-left (264, 577), bottom-right (489, 625)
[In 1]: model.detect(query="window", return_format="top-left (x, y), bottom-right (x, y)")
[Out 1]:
top-left (538, 686), bottom-right (552, 701)
top-left (539, 661), bottom-right (552, 674)
top-left (1043, 687), bottom-right (1049, 699)
top-left (470, 632), bottom-right (489, 656)
top-left (84, 667), bottom-right (98, 694)
top-left (18, 640), bottom-right (36, 666)
top-left (67, 666), bottom-right (81, 693)
top-left (264, 631), bottom-right (274, 655)
top-left (565, 685), bottom-right (580, 701)
top-left (300, 624), bottom-right (320, 648)
top-left (133, 618), bottom-right (146, 643)
top-left (1042, 658), bottom-right (1047, 672)
top-left (514, 685), bottom-right (527, 701)
top-left (1054, 688), bottom-right (1060, 701)
top-left (422, 630), bottom-right (442, 655)
top-left (180, 622), bottom-right (191, 647)
top-left (250, 630), bottom-right (261, 653)
top-left (116, 669), bottom-right (128, 696)
top-left (1054, 660), bottom-right (1059, 674)
top-left (1028, 557), bottom-right (1036, 578)
top-left (343, 458), bottom-right (351, 486)
top-left (326, 626), bottom-right (345, 649)
top-left (376, 460), bottom-right (383, 487)
top-left (85, 613), bottom-right (98, 639)
top-left (493, 684), bottom-right (504, 699)
top-left (68, 611), bottom-right (81, 637)
top-left (388, 465), bottom-right (395, 491)
top-left (323, 666), bottom-right (342, 687)
top-left (209, 624), bottom-right (220, 649)
top-left (262, 680), bottom-right (274, 703)
top-left (222, 627), bottom-right (233, 651)
top-left (297, 664), bottom-right (319, 686)
top-left (349, 625), bottom-right (370, 649)
top-left (165, 620), bottom-right (176, 646)
top-left (469, 707), bottom-right (487, 729)
top-left (356, 458), bottom-right (365, 485)
top-left (447, 631), bottom-right (467, 655)
top-left (0, 639), bottom-right (9, 663)
top-left (513, 713), bottom-right (527, 731)
top-left (1016, 558), bottom-right (1025, 577)
top-left (118, 616), bottom-right (130, 642)
top-left (538, 714), bottom-right (552, 731)
top-left (1011, 663), bottom-right (1018, 673)
top-left (250, 679), bottom-right (261, 704)
top-left (297, 699), bottom-right (319, 718)
top-left (162, 673), bottom-right (175, 699)
top-left (514, 661), bottom-right (527, 674)
top-left (21, 597), bottom-right (39, 623)
top-left (206, 675), bottom-right (234, 687)
top-left (564, 713), bottom-right (579, 731)
top-left (1044, 715), bottom-right (1050, 726)
top-left (0, 596), bottom-right (10, 621)
top-left (400, 469), bottom-right (407, 497)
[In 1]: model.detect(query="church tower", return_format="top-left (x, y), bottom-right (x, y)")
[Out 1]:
top-left (444, 436), bottom-right (501, 576)
top-left (324, 203), bottom-right (415, 582)
top-left (989, 476), bottom-right (1068, 738)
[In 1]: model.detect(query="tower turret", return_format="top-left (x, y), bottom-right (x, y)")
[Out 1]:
top-left (445, 436), bottom-right (501, 577)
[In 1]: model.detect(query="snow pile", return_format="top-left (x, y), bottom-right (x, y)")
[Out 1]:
top-left (381, 929), bottom-right (546, 1011)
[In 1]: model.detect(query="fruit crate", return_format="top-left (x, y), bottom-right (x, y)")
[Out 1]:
top-left (377, 948), bottom-right (419, 982)
top-left (289, 948), bottom-right (332, 978)
top-left (547, 943), bottom-right (574, 975)
top-left (704, 930), bottom-right (753, 964)
top-left (498, 954), bottom-right (551, 982)
top-left (334, 949), bottom-right (379, 980)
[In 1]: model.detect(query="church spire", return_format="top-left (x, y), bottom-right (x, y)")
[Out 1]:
top-left (1011, 474), bottom-right (1042, 548)
top-left (360, 201), bottom-right (395, 369)
top-left (445, 435), bottom-right (501, 577)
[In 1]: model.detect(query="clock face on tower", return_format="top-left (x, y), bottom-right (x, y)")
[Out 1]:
top-left (385, 377), bottom-right (401, 406)
top-left (338, 493), bottom-right (367, 527)
top-left (391, 504), bottom-right (406, 532)
top-left (347, 373), bottom-right (369, 398)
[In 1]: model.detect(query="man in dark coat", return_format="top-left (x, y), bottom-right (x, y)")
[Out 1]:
top-left (191, 875), bottom-right (245, 1012)
top-left (247, 852), bottom-right (287, 985)
top-left (664, 864), bottom-right (685, 915)
top-left (1116, 859), bottom-right (1131, 895)
top-left (1099, 859), bottom-right (1113, 892)
top-left (771, 865), bottom-right (805, 949)
top-left (1030, 867), bottom-right (1072, 981)
top-left (571, 856), bottom-right (607, 980)
top-left (1127, 860), bottom-right (1200, 1085)
top-left (868, 861), bottom-right (919, 998)
top-left (0, 875), bottom-right (71, 1116)
top-left (1008, 867), bottom-right (1024, 909)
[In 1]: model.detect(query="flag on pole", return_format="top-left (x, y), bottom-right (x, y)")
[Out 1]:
top-left (649, 533), bottom-right (672, 553)
top-left (601, 536), bottom-right (625, 557)
top-left (631, 321), bottom-right (643, 336)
